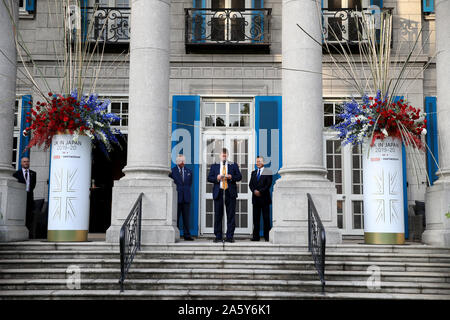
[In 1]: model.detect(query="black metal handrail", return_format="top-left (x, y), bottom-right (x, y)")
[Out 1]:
top-left (185, 8), bottom-right (271, 46)
top-left (69, 6), bottom-right (130, 44)
top-left (321, 7), bottom-right (393, 44)
top-left (307, 193), bottom-right (326, 293)
top-left (119, 192), bottom-right (143, 292)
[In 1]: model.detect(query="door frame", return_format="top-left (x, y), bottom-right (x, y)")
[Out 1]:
top-left (200, 131), bottom-right (255, 236)
top-left (323, 133), bottom-right (364, 235)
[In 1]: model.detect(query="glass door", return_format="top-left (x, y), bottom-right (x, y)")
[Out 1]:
top-left (201, 133), bottom-right (253, 235)
top-left (324, 134), bottom-right (364, 235)
top-left (209, 0), bottom-right (251, 42)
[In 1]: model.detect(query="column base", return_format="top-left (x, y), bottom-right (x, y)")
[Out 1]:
top-left (270, 176), bottom-right (342, 245)
top-left (422, 180), bottom-right (450, 247)
top-left (0, 179), bottom-right (28, 242)
top-left (106, 176), bottom-right (179, 244)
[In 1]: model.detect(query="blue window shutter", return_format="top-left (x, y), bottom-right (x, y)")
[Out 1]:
top-left (255, 96), bottom-right (282, 236)
top-left (423, 0), bottom-right (434, 13)
top-left (172, 95), bottom-right (201, 237)
top-left (394, 96), bottom-right (408, 239)
top-left (425, 96), bottom-right (438, 185)
top-left (251, 0), bottom-right (264, 43)
top-left (370, 0), bottom-right (383, 8)
top-left (192, 0), bottom-right (206, 42)
top-left (18, 95), bottom-right (32, 169)
top-left (26, 0), bottom-right (35, 12)
top-left (80, 0), bottom-right (89, 42)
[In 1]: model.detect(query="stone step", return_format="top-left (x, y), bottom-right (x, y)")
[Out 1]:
top-left (0, 288), bottom-right (449, 300)
top-left (1, 270), bottom-right (448, 288)
top-left (1, 242), bottom-right (450, 255)
top-left (1, 267), bottom-right (449, 283)
top-left (1, 250), bottom-right (449, 263)
top-left (1, 259), bottom-right (450, 273)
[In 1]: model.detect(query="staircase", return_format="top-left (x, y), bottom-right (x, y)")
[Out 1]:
top-left (0, 241), bottom-right (450, 300)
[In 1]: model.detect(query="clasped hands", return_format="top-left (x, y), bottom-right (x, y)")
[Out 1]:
top-left (217, 174), bottom-right (232, 181)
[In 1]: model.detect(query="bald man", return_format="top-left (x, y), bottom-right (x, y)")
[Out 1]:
top-left (13, 157), bottom-right (37, 236)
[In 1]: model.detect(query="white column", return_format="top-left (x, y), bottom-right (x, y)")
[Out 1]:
top-left (0, 0), bottom-right (28, 242)
top-left (270, 0), bottom-right (342, 244)
top-left (106, 0), bottom-right (178, 243)
top-left (423, 0), bottom-right (450, 247)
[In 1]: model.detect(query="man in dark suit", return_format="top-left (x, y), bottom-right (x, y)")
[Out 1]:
top-left (169, 154), bottom-right (194, 241)
top-left (249, 156), bottom-right (273, 241)
top-left (207, 148), bottom-right (242, 243)
top-left (13, 157), bottom-right (37, 237)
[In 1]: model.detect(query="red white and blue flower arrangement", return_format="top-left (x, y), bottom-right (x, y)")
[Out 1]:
top-left (24, 89), bottom-right (123, 156)
top-left (333, 90), bottom-right (427, 150)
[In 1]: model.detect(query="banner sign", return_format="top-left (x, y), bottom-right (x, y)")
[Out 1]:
top-left (363, 137), bottom-right (405, 244)
top-left (48, 134), bottom-right (92, 241)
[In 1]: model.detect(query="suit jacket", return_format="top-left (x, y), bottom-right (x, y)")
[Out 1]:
top-left (249, 167), bottom-right (273, 205)
top-left (169, 166), bottom-right (193, 203)
top-left (207, 162), bottom-right (242, 200)
top-left (13, 169), bottom-right (37, 194)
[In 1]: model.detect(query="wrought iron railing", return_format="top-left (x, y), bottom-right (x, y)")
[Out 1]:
top-left (119, 192), bottom-right (143, 292)
top-left (322, 7), bottom-right (392, 45)
top-left (307, 193), bottom-right (326, 293)
top-left (69, 6), bottom-right (130, 44)
top-left (185, 8), bottom-right (271, 52)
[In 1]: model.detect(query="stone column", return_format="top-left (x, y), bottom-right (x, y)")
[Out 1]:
top-left (423, 0), bottom-right (450, 247)
top-left (106, 0), bottom-right (178, 243)
top-left (0, 0), bottom-right (28, 242)
top-left (270, 0), bottom-right (342, 244)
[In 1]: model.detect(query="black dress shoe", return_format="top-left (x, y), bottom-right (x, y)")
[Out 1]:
top-left (265, 238), bottom-right (269, 242)
top-left (251, 238), bottom-right (260, 241)
top-left (225, 238), bottom-right (235, 243)
top-left (184, 237), bottom-right (194, 241)
top-left (213, 238), bottom-right (223, 243)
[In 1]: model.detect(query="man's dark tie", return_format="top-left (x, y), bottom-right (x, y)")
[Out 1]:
top-left (257, 169), bottom-right (261, 181)
top-left (182, 168), bottom-right (184, 182)
top-left (25, 170), bottom-right (29, 183)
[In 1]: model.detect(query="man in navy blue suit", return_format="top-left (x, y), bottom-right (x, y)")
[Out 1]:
top-left (249, 156), bottom-right (273, 242)
top-left (207, 148), bottom-right (242, 243)
top-left (169, 154), bottom-right (194, 241)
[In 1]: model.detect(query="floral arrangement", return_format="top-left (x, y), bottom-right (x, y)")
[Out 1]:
top-left (333, 90), bottom-right (427, 150)
top-left (24, 89), bottom-right (122, 156)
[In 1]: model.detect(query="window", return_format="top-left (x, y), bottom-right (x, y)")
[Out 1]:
top-left (324, 99), bottom-right (364, 234)
top-left (326, 140), bottom-right (343, 194)
top-left (12, 99), bottom-right (21, 169)
top-left (203, 101), bottom-right (251, 128)
top-left (324, 100), bottom-right (344, 127)
top-left (94, 0), bottom-right (129, 7)
top-left (352, 144), bottom-right (363, 194)
top-left (109, 100), bottom-right (128, 127)
top-left (18, 0), bottom-right (35, 17)
top-left (19, 0), bottom-right (26, 11)
top-left (324, 0), bottom-right (367, 9)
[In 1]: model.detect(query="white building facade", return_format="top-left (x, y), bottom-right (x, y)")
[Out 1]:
top-left (1, 0), bottom-right (449, 246)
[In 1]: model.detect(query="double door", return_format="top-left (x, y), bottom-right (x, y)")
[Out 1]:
top-left (209, 0), bottom-right (251, 42)
top-left (201, 133), bottom-right (253, 235)
top-left (324, 134), bottom-right (364, 235)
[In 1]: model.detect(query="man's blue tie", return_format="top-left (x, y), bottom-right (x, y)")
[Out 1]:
top-left (257, 169), bottom-right (261, 181)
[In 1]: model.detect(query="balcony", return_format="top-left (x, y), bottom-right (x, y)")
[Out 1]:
top-left (185, 8), bottom-right (272, 54)
top-left (322, 7), bottom-right (393, 52)
top-left (70, 6), bottom-right (130, 52)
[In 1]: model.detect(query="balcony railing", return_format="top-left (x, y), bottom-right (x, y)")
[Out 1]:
top-left (70, 6), bottom-right (130, 48)
top-left (322, 7), bottom-right (392, 47)
top-left (185, 8), bottom-right (272, 54)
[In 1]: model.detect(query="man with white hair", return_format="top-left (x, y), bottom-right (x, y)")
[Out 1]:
top-left (169, 154), bottom-right (194, 241)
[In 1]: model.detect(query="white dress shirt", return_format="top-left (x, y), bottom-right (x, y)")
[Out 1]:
top-left (22, 168), bottom-right (30, 192)
top-left (256, 167), bottom-right (264, 177)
